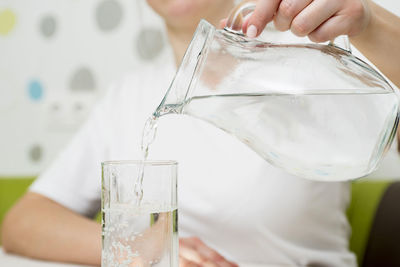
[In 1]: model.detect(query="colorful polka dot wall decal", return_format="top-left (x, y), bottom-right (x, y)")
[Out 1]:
top-left (40, 15), bottom-right (57, 38)
top-left (27, 80), bottom-right (44, 101)
top-left (69, 67), bottom-right (96, 91)
top-left (136, 28), bottom-right (164, 60)
top-left (0, 9), bottom-right (17, 35)
top-left (96, 0), bottom-right (123, 32)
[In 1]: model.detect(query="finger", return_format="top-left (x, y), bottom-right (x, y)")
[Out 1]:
top-left (180, 237), bottom-right (202, 249)
top-left (180, 249), bottom-right (218, 267)
top-left (180, 257), bottom-right (201, 267)
top-left (185, 237), bottom-right (225, 262)
top-left (274, 0), bottom-right (313, 31)
top-left (185, 237), bottom-right (238, 267)
top-left (219, 18), bottom-right (228, 28)
top-left (217, 262), bottom-right (239, 267)
top-left (291, 0), bottom-right (340, 37)
top-left (194, 240), bottom-right (225, 262)
top-left (246, 0), bottom-right (281, 38)
top-left (308, 15), bottom-right (350, 43)
top-left (180, 237), bottom-right (196, 249)
top-left (201, 262), bottom-right (219, 267)
top-left (180, 246), bottom-right (204, 263)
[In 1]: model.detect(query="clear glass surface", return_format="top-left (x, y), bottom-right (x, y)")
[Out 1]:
top-left (101, 160), bottom-right (178, 267)
top-left (154, 18), bottom-right (400, 181)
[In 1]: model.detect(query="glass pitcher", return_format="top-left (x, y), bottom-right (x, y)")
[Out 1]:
top-left (153, 2), bottom-right (400, 181)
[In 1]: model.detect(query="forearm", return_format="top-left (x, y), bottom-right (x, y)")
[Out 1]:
top-left (1, 192), bottom-right (102, 266)
top-left (350, 1), bottom-right (400, 87)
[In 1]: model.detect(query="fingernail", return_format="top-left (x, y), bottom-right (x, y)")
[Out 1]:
top-left (247, 25), bottom-right (257, 38)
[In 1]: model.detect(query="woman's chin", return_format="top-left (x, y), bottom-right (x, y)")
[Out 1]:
top-left (148, 0), bottom-right (231, 30)
top-left (166, 0), bottom-right (199, 18)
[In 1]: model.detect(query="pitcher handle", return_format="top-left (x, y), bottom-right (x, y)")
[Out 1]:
top-left (224, 0), bottom-right (352, 53)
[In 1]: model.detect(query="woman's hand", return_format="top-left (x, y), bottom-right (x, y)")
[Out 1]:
top-left (179, 237), bottom-right (238, 267)
top-left (235, 0), bottom-right (400, 87)
top-left (234, 0), bottom-right (372, 42)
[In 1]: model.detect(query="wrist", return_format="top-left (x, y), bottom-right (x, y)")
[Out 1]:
top-left (350, 1), bottom-right (378, 45)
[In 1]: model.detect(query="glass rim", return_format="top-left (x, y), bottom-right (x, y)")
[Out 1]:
top-left (101, 160), bottom-right (178, 166)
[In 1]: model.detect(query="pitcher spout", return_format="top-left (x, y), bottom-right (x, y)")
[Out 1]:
top-left (153, 20), bottom-right (215, 118)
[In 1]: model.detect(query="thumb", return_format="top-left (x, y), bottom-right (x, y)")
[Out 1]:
top-left (219, 18), bottom-right (228, 28)
top-left (245, 0), bottom-right (281, 38)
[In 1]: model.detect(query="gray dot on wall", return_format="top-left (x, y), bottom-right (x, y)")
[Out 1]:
top-left (136, 28), bottom-right (164, 61)
top-left (69, 67), bottom-right (96, 92)
top-left (29, 145), bottom-right (43, 163)
top-left (51, 103), bottom-right (60, 111)
top-left (74, 102), bottom-right (83, 111)
top-left (40, 15), bottom-right (57, 38)
top-left (96, 0), bottom-right (123, 32)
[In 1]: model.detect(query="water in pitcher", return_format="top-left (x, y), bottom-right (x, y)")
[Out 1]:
top-left (135, 89), bottom-right (398, 189)
top-left (134, 18), bottom-right (400, 183)
top-left (102, 203), bottom-right (178, 267)
top-left (180, 90), bottom-right (399, 181)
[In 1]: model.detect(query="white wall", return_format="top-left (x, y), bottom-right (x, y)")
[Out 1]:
top-left (0, 0), bottom-right (164, 176)
top-left (376, 0), bottom-right (400, 14)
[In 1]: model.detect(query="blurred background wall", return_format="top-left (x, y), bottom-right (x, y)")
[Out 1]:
top-left (0, 0), bottom-right (399, 177)
top-left (0, 0), bottom-right (165, 176)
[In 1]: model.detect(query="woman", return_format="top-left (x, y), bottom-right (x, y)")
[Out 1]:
top-left (2, 0), bottom-right (400, 266)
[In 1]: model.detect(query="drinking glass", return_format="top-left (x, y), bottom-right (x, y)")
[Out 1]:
top-left (101, 160), bottom-right (178, 267)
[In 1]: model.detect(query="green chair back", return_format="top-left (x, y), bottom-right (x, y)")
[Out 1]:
top-left (347, 180), bottom-right (391, 266)
top-left (0, 177), bottom-right (35, 244)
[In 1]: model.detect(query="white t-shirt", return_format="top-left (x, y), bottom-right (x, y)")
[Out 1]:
top-left (31, 49), bottom-right (357, 266)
